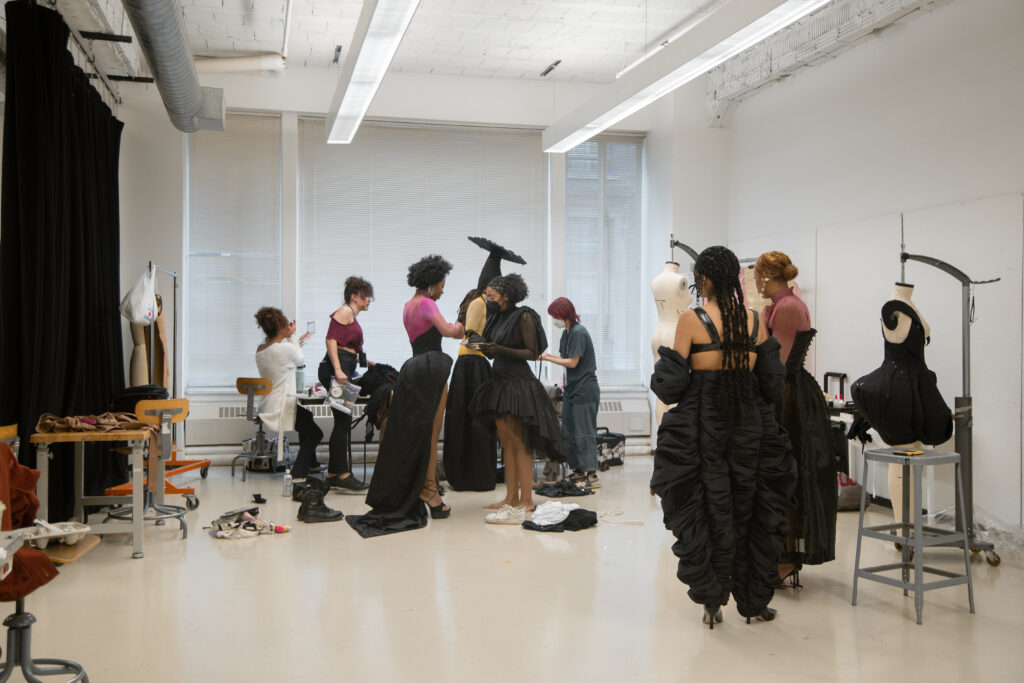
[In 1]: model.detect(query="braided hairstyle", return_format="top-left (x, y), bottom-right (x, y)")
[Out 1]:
top-left (694, 246), bottom-right (751, 422)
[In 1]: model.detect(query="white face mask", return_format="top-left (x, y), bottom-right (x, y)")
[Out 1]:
top-left (553, 319), bottom-right (566, 329)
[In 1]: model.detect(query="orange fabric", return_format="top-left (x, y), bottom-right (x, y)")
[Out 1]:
top-left (0, 442), bottom-right (58, 601)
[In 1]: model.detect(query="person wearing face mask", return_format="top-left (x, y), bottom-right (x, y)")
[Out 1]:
top-left (471, 274), bottom-right (563, 523)
top-left (541, 297), bottom-right (600, 489)
top-left (346, 255), bottom-right (464, 538)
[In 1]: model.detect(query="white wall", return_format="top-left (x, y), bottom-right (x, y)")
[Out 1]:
top-left (720, 0), bottom-right (1024, 524)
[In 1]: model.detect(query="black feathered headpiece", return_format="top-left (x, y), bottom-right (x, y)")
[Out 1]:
top-left (469, 236), bottom-right (526, 291)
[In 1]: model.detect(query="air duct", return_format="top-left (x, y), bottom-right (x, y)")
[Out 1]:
top-left (121, 0), bottom-right (224, 132)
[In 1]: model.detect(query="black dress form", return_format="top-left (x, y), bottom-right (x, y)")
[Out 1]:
top-left (852, 301), bottom-right (953, 446)
top-left (346, 327), bottom-right (452, 538)
top-left (469, 306), bottom-right (563, 461)
top-left (777, 329), bottom-right (837, 567)
top-left (650, 334), bottom-right (797, 617)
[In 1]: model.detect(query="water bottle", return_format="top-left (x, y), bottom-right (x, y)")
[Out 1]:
top-left (295, 365), bottom-right (306, 391)
top-left (282, 472), bottom-right (293, 497)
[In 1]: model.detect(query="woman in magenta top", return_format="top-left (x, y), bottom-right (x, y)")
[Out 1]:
top-left (755, 250), bottom-right (837, 584)
top-left (315, 276), bottom-right (374, 492)
top-left (347, 255), bottom-right (464, 538)
top-left (757, 255), bottom-right (810, 365)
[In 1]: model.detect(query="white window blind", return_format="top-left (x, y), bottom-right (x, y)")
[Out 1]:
top-left (565, 135), bottom-right (645, 386)
top-left (297, 119), bottom-right (548, 371)
top-left (187, 113), bottom-right (282, 388)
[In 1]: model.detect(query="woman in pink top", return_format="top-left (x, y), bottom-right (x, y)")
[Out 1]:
top-left (347, 255), bottom-right (464, 538)
top-left (755, 251), bottom-right (837, 586)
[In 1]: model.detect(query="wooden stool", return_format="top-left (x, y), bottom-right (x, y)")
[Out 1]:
top-left (231, 378), bottom-right (280, 481)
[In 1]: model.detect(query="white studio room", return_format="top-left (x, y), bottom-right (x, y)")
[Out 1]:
top-left (0, 0), bottom-right (1023, 681)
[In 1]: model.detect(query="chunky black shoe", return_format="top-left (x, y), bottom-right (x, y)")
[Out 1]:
top-left (296, 489), bottom-right (344, 523)
top-left (291, 481), bottom-right (313, 502)
top-left (327, 474), bottom-right (369, 493)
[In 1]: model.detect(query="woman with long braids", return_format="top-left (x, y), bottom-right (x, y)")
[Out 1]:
top-left (650, 246), bottom-right (797, 628)
top-left (346, 255), bottom-right (463, 537)
top-left (471, 274), bottom-right (563, 522)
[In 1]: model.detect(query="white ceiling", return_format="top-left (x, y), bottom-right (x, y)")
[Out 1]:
top-left (79, 0), bottom-right (721, 84)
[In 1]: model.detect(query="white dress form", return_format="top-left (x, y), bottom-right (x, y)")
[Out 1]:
top-left (651, 262), bottom-right (693, 425)
top-left (883, 283), bottom-right (931, 524)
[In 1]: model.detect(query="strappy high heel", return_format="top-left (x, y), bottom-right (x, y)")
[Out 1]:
top-left (702, 606), bottom-right (723, 630)
top-left (421, 485), bottom-right (451, 519)
top-left (745, 607), bottom-right (777, 624)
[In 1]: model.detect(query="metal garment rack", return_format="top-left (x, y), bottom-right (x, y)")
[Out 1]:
top-left (149, 262), bottom-right (181, 441)
top-left (899, 250), bottom-right (1001, 566)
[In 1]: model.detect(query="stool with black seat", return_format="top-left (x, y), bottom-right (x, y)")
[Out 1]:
top-left (232, 378), bottom-right (282, 481)
top-left (0, 424), bottom-right (88, 682)
top-left (104, 399), bottom-right (191, 539)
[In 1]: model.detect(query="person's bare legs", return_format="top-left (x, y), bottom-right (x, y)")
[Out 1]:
top-left (421, 384), bottom-right (450, 513)
top-left (486, 416), bottom-right (520, 508)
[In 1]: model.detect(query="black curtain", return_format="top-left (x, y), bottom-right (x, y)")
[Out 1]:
top-left (0, 1), bottom-right (126, 521)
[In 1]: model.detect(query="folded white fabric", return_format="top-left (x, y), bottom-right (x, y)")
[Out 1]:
top-left (530, 501), bottom-right (580, 527)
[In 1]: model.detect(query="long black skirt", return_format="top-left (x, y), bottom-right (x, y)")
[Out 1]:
top-left (777, 368), bottom-right (838, 566)
top-left (652, 372), bottom-right (796, 616)
top-left (443, 354), bottom-right (497, 491)
top-left (346, 350), bottom-right (452, 538)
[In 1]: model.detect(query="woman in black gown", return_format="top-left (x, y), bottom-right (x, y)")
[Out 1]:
top-left (346, 255), bottom-right (464, 537)
top-left (471, 274), bottom-right (563, 517)
top-left (650, 246), bottom-right (797, 628)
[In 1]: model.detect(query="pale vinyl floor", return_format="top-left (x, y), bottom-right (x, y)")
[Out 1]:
top-left (18, 456), bottom-right (1024, 683)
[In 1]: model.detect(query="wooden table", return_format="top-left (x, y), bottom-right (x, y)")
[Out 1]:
top-left (30, 430), bottom-right (150, 559)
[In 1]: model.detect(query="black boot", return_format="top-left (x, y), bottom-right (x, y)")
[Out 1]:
top-left (297, 489), bottom-right (344, 523)
top-left (291, 480), bottom-right (313, 502)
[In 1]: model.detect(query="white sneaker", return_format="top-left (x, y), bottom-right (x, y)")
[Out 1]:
top-left (485, 505), bottom-right (526, 525)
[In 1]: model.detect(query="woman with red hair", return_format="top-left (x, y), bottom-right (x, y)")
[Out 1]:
top-left (542, 297), bottom-right (601, 489)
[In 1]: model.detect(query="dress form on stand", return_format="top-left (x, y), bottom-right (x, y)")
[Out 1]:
top-left (651, 262), bottom-right (692, 425)
top-left (883, 283), bottom-right (929, 524)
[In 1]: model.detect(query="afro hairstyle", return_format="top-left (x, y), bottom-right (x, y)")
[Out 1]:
top-left (407, 254), bottom-right (453, 289)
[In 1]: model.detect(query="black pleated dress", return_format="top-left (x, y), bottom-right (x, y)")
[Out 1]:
top-left (470, 306), bottom-right (563, 461)
top-left (777, 329), bottom-right (837, 567)
top-left (650, 312), bottom-right (797, 617)
top-left (443, 353), bottom-right (497, 491)
top-left (346, 328), bottom-right (452, 538)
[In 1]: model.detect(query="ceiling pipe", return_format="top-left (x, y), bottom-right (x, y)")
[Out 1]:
top-left (282, 0), bottom-right (294, 60)
top-left (121, 0), bottom-right (224, 132)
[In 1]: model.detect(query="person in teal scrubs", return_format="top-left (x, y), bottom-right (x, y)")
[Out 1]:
top-left (541, 297), bottom-right (601, 489)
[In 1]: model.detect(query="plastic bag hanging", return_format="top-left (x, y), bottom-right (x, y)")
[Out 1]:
top-left (119, 263), bottom-right (158, 324)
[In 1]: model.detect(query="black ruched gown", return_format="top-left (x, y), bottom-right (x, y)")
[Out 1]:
top-left (346, 328), bottom-right (452, 538)
top-left (778, 329), bottom-right (837, 567)
top-left (650, 333), bottom-right (797, 617)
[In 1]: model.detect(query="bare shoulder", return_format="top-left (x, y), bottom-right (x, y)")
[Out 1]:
top-left (334, 306), bottom-right (354, 324)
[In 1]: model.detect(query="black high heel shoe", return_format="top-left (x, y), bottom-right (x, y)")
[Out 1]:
top-left (702, 606), bottom-right (723, 630)
top-left (421, 486), bottom-right (451, 519)
top-left (745, 607), bottom-right (777, 624)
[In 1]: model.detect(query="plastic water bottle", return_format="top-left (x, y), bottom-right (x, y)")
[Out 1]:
top-left (282, 472), bottom-right (293, 497)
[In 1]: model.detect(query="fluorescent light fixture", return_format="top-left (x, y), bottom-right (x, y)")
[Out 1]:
top-left (326, 0), bottom-right (421, 144)
top-left (615, 0), bottom-right (730, 80)
top-left (544, 0), bottom-right (833, 153)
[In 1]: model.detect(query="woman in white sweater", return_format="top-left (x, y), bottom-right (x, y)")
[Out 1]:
top-left (253, 307), bottom-right (324, 484)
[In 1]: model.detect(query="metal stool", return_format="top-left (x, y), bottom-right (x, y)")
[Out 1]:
top-left (105, 399), bottom-right (190, 540)
top-left (231, 378), bottom-right (285, 481)
top-left (852, 448), bottom-right (975, 624)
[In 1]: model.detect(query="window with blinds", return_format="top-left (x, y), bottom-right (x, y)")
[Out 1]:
top-left (297, 119), bottom-right (548, 371)
top-left (187, 114), bottom-right (282, 388)
top-left (565, 135), bottom-right (645, 387)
